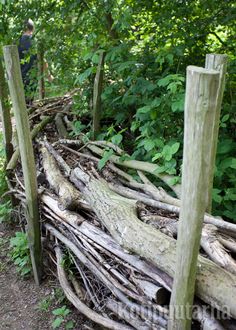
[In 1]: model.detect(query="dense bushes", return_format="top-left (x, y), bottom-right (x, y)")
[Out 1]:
top-left (1, 0), bottom-right (235, 220)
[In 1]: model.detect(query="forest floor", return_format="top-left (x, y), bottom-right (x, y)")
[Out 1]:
top-left (0, 223), bottom-right (94, 330)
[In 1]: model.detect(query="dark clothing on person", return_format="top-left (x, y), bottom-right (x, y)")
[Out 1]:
top-left (18, 34), bottom-right (37, 104)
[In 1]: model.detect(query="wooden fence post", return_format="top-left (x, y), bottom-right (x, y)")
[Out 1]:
top-left (3, 45), bottom-right (42, 285)
top-left (38, 41), bottom-right (45, 100)
top-left (92, 51), bottom-right (105, 139)
top-left (168, 66), bottom-right (220, 330)
top-left (0, 58), bottom-right (13, 164)
top-left (205, 54), bottom-right (227, 213)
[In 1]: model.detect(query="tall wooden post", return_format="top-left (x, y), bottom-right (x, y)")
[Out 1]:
top-left (0, 58), bottom-right (13, 164)
top-left (3, 45), bottom-right (42, 285)
top-left (205, 54), bottom-right (227, 213)
top-left (38, 41), bottom-right (45, 100)
top-left (92, 51), bottom-right (105, 140)
top-left (168, 66), bottom-right (220, 330)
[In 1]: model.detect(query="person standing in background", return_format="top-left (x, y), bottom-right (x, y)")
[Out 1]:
top-left (18, 19), bottom-right (37, 105)
top-left (18, 19), bottom-right (53, 105)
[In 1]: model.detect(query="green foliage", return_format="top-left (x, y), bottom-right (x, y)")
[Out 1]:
top-left (38, 297), bottom-right (52, 312)
top-left (1, 0), bottom-right (235, 222)
top-left (38, 287), bottom-right (65, 313)
top-left (38, 287), bottom-right (75, 328)
top-left (213, 138), bottom-right (236, 221)
top-left (0, 200), bottom-right (12, 223)
top-left (98, 149), bottom-right (114, 170)
top-left (70, 120), bottom-right (87, 137)
top-left (9, 232), bottom-right (32, 276)
top-left (52, 305), bottom-right (74, 329)
top-left (0, 133), bottom-right (12, 222)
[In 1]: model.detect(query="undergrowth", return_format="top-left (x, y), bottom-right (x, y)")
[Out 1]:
top-left (0, 133), bottom-right (12, 223)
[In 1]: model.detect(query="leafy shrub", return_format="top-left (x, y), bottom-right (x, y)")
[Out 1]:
top-left (52, 305), bottom-right (74, 329)
top-left (9, 232), bottom-right (32, 276)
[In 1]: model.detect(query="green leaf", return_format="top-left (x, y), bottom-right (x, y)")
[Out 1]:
top-left (152, 153), bottom-right (162, 161)
top-left (154, 165), bottom-right (166, 174)
top-left (171, 142), bottom-right (180, 155)
top-left (221, 114), bottom-right (230, 123)
top-left (116, 61), bottom-right (136, 72)
top-left (162, 145), bottom-right (172, 161)
top-left (217, 140), bottom-right (234, 154)
top-left (151, 98), bottom-right (161, 107)
top-left (52, 317), bottom-right (63, 329)
top-left (144, 139), bottom-right (155, 152)
top-left (171, 95), bottom-right (185, 112)
top-left (20, 266), bottom-right (31, 276)
top-left (220, 158), bottom-right (235, 170)
top-left (212, 189), bottom-right (222, 203)
top-left (111, 134), bottom-right (123, 145)
top-left (66, 320), bottom-right (75, 329)
top-left (136, 105), bottom-right (151, 114)
top-left (224, 188), bottom-right (236, 201)
top-left (231, 158), bottom-right (236, 169)
top-left (168, 176), bottom-right (180, 186)
top-left (52, 306), bottom-right (68, 316)
top-left (98, 149), bottom-right (114, 170)
top-left (131, 120), bottom-right (140, 132)
top-left (76, 67), bottom-right (93, 84)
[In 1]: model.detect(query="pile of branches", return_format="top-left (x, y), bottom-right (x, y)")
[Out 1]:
top-left (8, 95), bottom-right (236, 330)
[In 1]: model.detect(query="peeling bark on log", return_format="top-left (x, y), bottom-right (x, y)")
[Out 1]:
top-left (43, 140), bottom-right (71, 176)
top-left (219, 235), bottom-right (236, 254)
top-left (83, 179), bottom-right (236, 318)
top-left (41, 146), bottom-right (88, 210)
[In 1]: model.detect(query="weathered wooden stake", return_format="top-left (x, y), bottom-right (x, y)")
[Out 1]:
top-left (168, 66), bottom-right (220, 330)
top-left (92, 51), bottom-right (105, 139)
top-left (3, 45), bottom-right (42, 285)
top-left (205, 54), bottom-right (227, 213)
top-left (0, 58), bottom-right (13, 164)
top-left (38, 42), bottom-right (45, 100)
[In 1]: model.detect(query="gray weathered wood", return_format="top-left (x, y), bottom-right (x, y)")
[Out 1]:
top-left (168, 66), bottom-right (221, 330)
top-left (205, 54), bottom-right (227, 212)
top-left (84, 179), bottom-right (236, 319)
top-left (92, 51), bottom-right (105, 139)
top-left (0, 59), bottom-right (13, 163)
top-left (3, 45), bottom-right (42, 285)
top-left (7, 115), bottom-right (52, 171)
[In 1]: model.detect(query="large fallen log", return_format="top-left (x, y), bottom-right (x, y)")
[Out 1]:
top-left (61, 141), bottom-right (236, 236)
top-left (83, 178), bottom-right (236, 318)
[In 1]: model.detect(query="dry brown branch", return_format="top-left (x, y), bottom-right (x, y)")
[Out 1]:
top-left (55, 246), bottom-right (133, 330)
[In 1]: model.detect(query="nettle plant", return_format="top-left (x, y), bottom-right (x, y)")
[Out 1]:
top-left (52, 305), bottom-right (74, 329)
top-left (9, 232), bottom-right (32, 276)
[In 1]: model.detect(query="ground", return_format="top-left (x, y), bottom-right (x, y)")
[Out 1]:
top-left (0, 223), bottom-right (94, 330)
